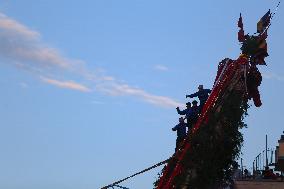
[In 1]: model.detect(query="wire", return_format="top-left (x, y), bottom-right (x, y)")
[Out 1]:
top-left (112, 185), bottom-right (130, 189)
top-left (262, 0), bottom-right (282, 35)
top-left (100, 159), bottom-right (169, 189)
top-left (271, 0), bottom-right (282, 21)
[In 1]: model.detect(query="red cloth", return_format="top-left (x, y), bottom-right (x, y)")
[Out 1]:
top-left (247, 66), bottom-right (262, 107)
top-left (238, 29), bottom-right (245, 42)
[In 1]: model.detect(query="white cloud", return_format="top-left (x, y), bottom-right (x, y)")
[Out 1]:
top-left (262, 72), bottom-right (284, 82)
top-left (97, 83), bottom-right (183, 108)
top-left (40, 77), bottom-right (91, 92)
top-left (101, 76), bottom-right (115, 81)
top-left (0, 12), bottom-right (78, 71)
top-left (0, 12), bottom-right (182, 108)
top-left (154, 64), bottom-right (169, 71)
top-left (0, 13), bottom-right (40, 39)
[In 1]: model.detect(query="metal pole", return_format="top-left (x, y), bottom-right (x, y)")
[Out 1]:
top-left (258, 154), bottom-right (260, 170)
top-left (258, 153), bottom-right (262, 170)
top-left (266, 135), bottom-right (268, 168)
top-left (263, 150), bottom-right (265, 170)
top-left (241, 158), bottom-right (243, 179)
top-left (256, 157), bottom-right (258, 171)
top-left (271, 148), bottom-right (274, 164)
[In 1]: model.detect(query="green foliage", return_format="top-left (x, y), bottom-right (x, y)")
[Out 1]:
top-left (180, 91), bottom-right (248, 188)
top-left (154, 90), bottom-right (249, 189)
top-left (241, 35), bottom-right (260, 56)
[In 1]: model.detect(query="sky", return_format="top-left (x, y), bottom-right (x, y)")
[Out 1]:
top-left (0, 0), bottom-right (283, 189)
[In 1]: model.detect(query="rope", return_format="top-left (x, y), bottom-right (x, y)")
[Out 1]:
top-left (100, 159), bottom-right (169, 189)
top-left (261, 0), bottom-right (282, 35)
top-left (112, 185), bottom-right (130, 189)
top-left (270, 0), bottom-right (282, 21)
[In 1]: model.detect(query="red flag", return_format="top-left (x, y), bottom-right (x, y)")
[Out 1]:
top-left (257, 10), bottom-right (271, 33)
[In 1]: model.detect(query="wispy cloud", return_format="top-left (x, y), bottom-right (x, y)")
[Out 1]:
top-left (0, 13), bottom-right (39, 39)
top-left (19, 82), bottom-right (28, 89)
top-left (40, 77), bottom-right (91, 92)
top-left (97, 83), bottom-right (183, 108)
top-left (262, 72), bottom-right (284, 82)
top-left (91, 100), bottom-right (105, 105)
top-left (0, 12), bottom-right (182, 108)
top-left (154, 64), bottom-right (169, 71)
top-left (0, 12), bottom-right (79, 71)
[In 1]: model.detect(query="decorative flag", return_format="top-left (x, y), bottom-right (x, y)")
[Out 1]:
top-left (257, 10), bottom-right (271, 33)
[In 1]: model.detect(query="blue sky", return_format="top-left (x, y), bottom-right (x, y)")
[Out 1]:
top-left (0, 1), bottom-right (283, 188)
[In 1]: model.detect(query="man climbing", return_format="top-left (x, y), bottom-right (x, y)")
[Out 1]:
top-left (176, 102), bottom-right (191, 128)
top-left (189, 100), bottom-right (200, 127)
top-left (172, 117), bottom-right (187, 152)
top-left (186, 85), bottom-right (211, 108)
top-left (176, 101), bottom-right (200, 130)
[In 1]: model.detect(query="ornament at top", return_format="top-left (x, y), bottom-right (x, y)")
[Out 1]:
top-left (237, 10), bottom-right (271, 65)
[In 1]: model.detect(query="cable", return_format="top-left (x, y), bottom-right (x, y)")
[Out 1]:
top-left (262, 0), bottom-right (282, 35)
top-left (112, 185), bottom-right (130, 189)
top-left (100, 159), bottom-right (169, 189)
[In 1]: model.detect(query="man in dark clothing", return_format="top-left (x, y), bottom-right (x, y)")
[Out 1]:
top-left (176, 101), bottom-right (200, 130)
top-left (186, 85), bottom-right (211, 108)
top-left (176, 102), bottom-right (191, 128)
top-left (172, 117), bottom-right (187, 152)
top-left (189, 100), bottom-right (200, 126)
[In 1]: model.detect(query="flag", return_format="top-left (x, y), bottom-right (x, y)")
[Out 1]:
top-left (257, 10), bottom-right (271, 33)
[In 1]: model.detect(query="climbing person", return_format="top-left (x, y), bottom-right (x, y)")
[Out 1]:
top-left (188, 100), bottom-right (200, 127)
top-left (176, 102), bottom-right (191, 128)
top-left (172, 117), bottom-right (187, 152)
top-left (186, 85), bottom-right (211, 108)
